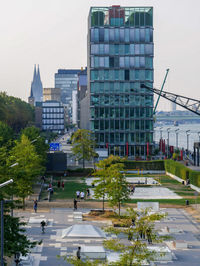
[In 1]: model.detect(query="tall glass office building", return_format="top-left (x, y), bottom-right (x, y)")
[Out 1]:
top-left (88, 6), bottom-right (154, 157)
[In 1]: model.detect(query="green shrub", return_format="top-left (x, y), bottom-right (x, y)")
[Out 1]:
top-left (124, 160), bottom-right (165, 170)
top-left (164, 160), bottom-right (200, 187)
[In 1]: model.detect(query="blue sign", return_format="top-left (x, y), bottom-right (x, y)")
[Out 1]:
top-left (49, 143), bottom-right (60, 151)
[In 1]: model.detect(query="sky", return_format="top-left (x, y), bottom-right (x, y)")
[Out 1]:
top-left (0, 0), bottom-right (200, 111)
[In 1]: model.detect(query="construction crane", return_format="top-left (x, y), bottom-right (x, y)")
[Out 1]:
top-left (141, 84), bottom-right (200, 116)
top-left (153, 68), bottom-right (169, 114)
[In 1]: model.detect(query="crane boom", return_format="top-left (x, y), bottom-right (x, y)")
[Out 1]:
top-left (153, 68), bottom-right (169, 114)
top-left (141, 84), bottom-right (200, 116)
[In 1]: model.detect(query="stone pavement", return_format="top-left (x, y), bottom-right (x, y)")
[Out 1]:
top-left (13, 207), bottom-right (200, 266)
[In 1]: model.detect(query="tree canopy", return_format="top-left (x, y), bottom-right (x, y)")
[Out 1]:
top-left (0, 92), bottom-right (34, 132)
top-left (71, 129), bottom-right (97, 168)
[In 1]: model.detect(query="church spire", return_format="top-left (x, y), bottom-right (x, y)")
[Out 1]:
top-left (37, 64), bottom-right (41, 82)
top-left (33, 64), bottom-right (37, 81)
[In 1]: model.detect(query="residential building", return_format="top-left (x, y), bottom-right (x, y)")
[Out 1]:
top-left (54, 69), bottom-right (81, 122)
top-left (87, 6), bottom-right (154, 157)
top-left (28, 65), bottom-right (43, 105)
top-left (42, 101), bottom-right (65, 133)
top-left (43, 87), bottom-right (61, 102)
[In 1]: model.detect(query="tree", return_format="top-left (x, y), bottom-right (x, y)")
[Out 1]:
top-left (0, 121), bottom-right (14, 147)
top-left (21, 126), bottom-right (49, 165)
top-left (71, 129), bottom-right (97, 168)
top-left (8, 134), bottom-right (45, 208)
top-left (103, 208), bottom-right (169, 266)
top-left (0, 92), bottom-right (34, 133)
top-left (106, 163), bottom-right (129, 216)
top-left (93, 155), bottom-right (124, 212)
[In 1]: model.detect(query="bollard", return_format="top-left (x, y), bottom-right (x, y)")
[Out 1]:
top-left (186, 200), bottom-right (189, 206)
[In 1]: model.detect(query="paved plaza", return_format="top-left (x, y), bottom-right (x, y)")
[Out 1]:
top-left (86, 177), bottom-right (182, 199)
top-left (13, 206), bottom-right (200, 266)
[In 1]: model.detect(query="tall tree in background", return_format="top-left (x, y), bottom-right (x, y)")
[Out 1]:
top-left (9, 134), bottom-right (45, 208)
top-left (0, 92), bottom-right (34, 132)
top-left (71, 129), bottom-right (96, 168)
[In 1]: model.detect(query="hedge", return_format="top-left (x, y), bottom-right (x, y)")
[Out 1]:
top-left (164, 160), bottom-right (200, 188)
top-left (124, 160), bottom-right (165, 170)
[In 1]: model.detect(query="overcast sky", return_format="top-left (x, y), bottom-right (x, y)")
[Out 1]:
top-left (0, 0), bottom-right (200, 111)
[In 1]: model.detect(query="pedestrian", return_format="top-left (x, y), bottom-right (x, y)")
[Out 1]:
top-left (61, 181), bottom-right (64, 190)
top-left (49, 183), bottom-right (52, 188)
top-left (57, 180), bottom-right (61, 188)
top-left (76, 190), bottom-right (80, 199)
top-left (76, 246), bottom-right (81, 260)
top-left (86, 188), bottom-right (90, 197)
top-left (33, 199), bottom-right (38, 213)
top-left (74, 198), bottom-right (77, 210)
top-left (146, 228), bottom-right (152, 244)
top-left (80, 191), bottom-right (85, 200)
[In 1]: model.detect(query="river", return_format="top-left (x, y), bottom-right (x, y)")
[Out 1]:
top-left (154, 123), bottom-right (200, 151)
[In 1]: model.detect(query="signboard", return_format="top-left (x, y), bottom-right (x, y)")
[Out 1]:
top-left (49, 143), bottom-right (60, 151)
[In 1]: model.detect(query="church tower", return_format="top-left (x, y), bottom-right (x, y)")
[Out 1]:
top-left (28, 64), bottom-right (43, 105)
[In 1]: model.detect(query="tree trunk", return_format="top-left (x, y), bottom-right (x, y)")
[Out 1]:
top-left (83, 158), bottom-right (85, 168)
top-left (118, 202), bottom-right (121, 217)
top-left (103, 195), bottom-right (105, 212)
top-left (23, 197), bottom-right (25, 210)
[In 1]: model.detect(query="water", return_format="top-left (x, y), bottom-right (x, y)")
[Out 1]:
top-left (154, 123), bottom-right (200, 151)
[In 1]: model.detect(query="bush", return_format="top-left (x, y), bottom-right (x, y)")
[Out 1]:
top-left (124, 160), bottom-right (165, 170)
top-left (164, 160), bottom-right (200, 187)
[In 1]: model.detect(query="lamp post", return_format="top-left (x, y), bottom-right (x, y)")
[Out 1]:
top-left (1, 179), bottom-right (13, 266)
top-left (159, 127), bottom-right (163, 155)
top-left (175, 129), bottom-right (179, 150)
top-left (167, 128), bottom-right (170, 158)
top-left (198, 131), bottom-right (200, 143)
top-left (186, 130), bottom-right (190, 155)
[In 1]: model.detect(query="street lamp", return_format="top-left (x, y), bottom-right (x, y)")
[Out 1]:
top-left (1, 179), bottom-right (14, 265)
top-left (175, 129), bottom-right (179, 150)
top-left (186, 130), bottom-right (190, 155)
top-left (198, 131), bottom-right (200, 143)
top-left (167, 128), bottom-right (170, 158)
top-left (159, 127), bottom-right (163, 140)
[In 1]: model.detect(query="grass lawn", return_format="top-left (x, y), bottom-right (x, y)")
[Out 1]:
top-left (47, 174), bottom-right (200, 207)
top-left (51, 179), bottom-right (89, 199)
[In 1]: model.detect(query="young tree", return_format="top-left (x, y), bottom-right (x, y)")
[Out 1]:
top-left (93, 155), bottom-right (124, 212)
top-left (71, 129), bottom-right (96, 168)
top-left (104, 208), bottom-right (169, 266)
top-left (106, 163), bottom-right (129, 216)
top-left (8, 134), bottom-right (45, 208)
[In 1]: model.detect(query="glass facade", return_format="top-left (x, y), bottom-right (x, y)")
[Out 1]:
top-left (88, 6), bottom-right (154, 157)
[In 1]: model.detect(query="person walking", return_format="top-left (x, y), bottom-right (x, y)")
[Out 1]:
top-left (74, 198), bottom-right (77, 210)
top-left (61, 181), bottom-right (64, 190)
top-left (86, 188), bottom-right (90, 197)
top-left (80, 191), bottom-right (85, 200)
top-left (76, 190), bottom-right (80, 199)
top-left (57, 180), bottom-right (61, 188)
top-left (33, 199), bottom-right (38, 213)
top-left (76, 246), bottom-right (81, 260)
top-left (41, 220), bottom-right (46, 233)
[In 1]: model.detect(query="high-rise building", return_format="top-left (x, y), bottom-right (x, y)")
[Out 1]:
top-left (171, 102), bottom-right (176, 112)
top-left (28, 65), bottom-right (43, 105)
top-left (77, 67), bottom-right (88, 128)
top-left (87, 6), bottom-right (154, 157)
top-left (54, 69), bottom-right (81, 121)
